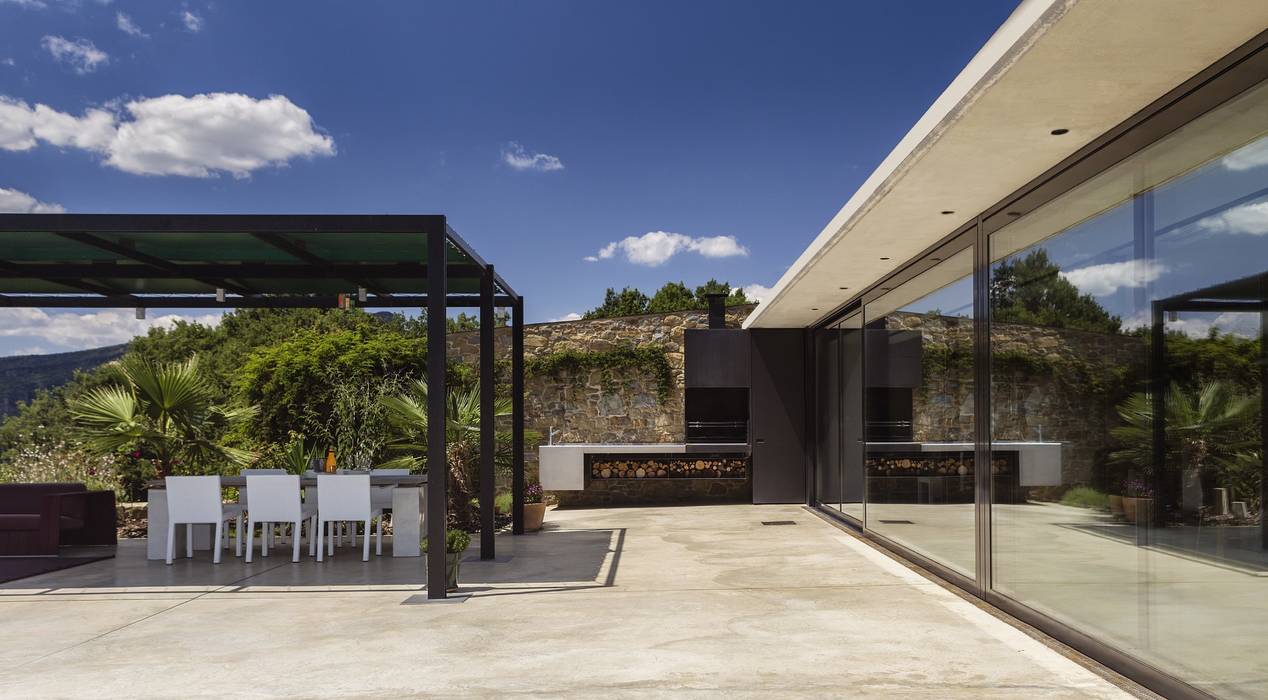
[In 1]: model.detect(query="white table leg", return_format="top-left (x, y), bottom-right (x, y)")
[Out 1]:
top-left (392, 486), bottom-right (423, 557)
top-left (147, 488), bottom-right (167, 560)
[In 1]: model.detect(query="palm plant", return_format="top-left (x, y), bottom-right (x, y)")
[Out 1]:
top-left (380, 379), bottom-right (519, 530)
top-left (69, 355), bottom-right (256, 478)
top-left (1110, 381), bottom-right (1259, 511)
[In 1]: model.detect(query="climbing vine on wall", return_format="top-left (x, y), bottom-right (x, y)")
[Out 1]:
top-left (526, 345), bottom-right (674, 403)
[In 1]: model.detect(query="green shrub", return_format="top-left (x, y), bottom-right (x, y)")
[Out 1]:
top-left (494, 491), bottom-right (513, 514)
top-left (423, 528), bottom-right (471, 554)
top-left (1060, 486), bottom-right (1109, 510)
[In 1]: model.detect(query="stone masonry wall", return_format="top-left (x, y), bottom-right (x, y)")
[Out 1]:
top-left (887, 312), bottom-right (1143, 486)
top-left (447, 305), bottom-right (756, 486)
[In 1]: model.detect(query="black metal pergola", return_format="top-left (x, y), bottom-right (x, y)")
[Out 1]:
top-left (0, 213), bottom-right (526, 599)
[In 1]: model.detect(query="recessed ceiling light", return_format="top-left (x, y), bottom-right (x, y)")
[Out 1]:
top-left (931, 257), bottom-right (942, 262)
top-left (1006, 211), bottom-right (1023, 217)
top-left (880, 256), bottom-right (890, 260)
top-left (941, 210), bottom-right (955, 215)
top-left (1050, 128), bottom-right (1069, 135)
top-left (811, 308), bottom-right (819, 311)
top-left (839, 286), bottom-right (848, 290)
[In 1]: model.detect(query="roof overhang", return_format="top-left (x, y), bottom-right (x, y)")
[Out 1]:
top-left (745, 0), bottom-right (1268, 328)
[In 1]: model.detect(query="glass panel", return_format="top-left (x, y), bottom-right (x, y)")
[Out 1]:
top-left (840, 312), bottom-right (865, 521)
top-left (865, 247), bottom-right (975, 577)
top-left (990, 79), bottom-right (1268, 699)
top-left (814, 323), bottom-right (842, 511)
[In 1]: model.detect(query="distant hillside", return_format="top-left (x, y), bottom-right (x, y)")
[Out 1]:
top-left (0, 345), bottom-right (127, 417)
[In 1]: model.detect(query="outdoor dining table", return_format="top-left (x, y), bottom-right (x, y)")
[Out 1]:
top-left (144, 474), bottom-right (428, 561)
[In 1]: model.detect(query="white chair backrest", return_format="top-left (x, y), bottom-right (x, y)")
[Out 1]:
top-left (238, 468), bottom-right (286, 506)
top-left (244, 474), bottom-right (301, 521)
top-left (165, 476), bottom-right (223, 523)
top-left (317, 474), bottom-right (370, 521)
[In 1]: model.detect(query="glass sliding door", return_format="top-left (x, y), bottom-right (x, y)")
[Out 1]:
top-left (864, 248), bottom-right (976, 578)
top-left (989, 78), bottom-right (1268, 698)
top-left (814, 323), bottom-right (843, 511)
top-left (839, 312), bottom-right (864, 521)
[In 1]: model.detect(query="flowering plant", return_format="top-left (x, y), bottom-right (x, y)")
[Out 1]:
top-left (524, 482), bottom-right (545, 504)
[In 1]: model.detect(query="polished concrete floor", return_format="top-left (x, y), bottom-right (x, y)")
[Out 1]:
top-left (0, 504), bottom-right (1136, 699)
top-left (845, 501), bottom-right (1268, 699)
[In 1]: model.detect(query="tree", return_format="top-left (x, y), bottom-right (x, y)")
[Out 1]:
top-left (235, 327), bottom-right (428, 445)
top-left (694, 278), bottom-right (749, 306)
top-left (379, 379), bottom-right (518, 530)
top-left (647, 282), bottom-right (697, 314)
top-left (1110, 381), bottom-right (1259, 515)
top-left (69, 356), bottom-right (256, 478)
top-left (446, 310), bottom-right (510, 333)
top-left (583, 287), bottom-right (650, 319)
top-left (990, 249), bottom-right (1122, 334)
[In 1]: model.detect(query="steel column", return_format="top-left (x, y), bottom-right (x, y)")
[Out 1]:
top-left (426, 230), bottom-right (449, 599)
top-left (512, 297), bottom-right (525, 535)
top-left (479, 267), bottom-right (496, 559)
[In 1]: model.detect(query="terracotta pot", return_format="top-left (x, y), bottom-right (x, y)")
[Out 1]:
top-left (1108, 494), bottom-right (1124, 516)
top-left (523, 502), bottom-right (546, 531)
top-left (1122, 497), bottom-right (1138, 521)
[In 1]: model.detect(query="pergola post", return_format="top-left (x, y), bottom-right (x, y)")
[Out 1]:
top-left (512, 297), bottom-right (525, 535)
top-left (426, 227), bottom-right (449, 599)
top-left (478, 266), bottom-right (496, 559)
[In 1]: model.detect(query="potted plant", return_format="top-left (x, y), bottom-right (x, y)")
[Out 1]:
top-left (422, 528), bottom-right (471, 591)
top-left (523, 483), bottom-right (547, 532)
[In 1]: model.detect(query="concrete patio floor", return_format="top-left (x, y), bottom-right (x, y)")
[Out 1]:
top-left (0, 504), bottom-right (1142, 699)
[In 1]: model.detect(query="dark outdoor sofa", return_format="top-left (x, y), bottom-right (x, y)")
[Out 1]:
top-left (0, 483), bottom-right (117, 555)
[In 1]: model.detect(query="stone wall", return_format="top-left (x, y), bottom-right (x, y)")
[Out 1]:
top-left (447, 306), bottom-right (756, 487)
top-left (886, 312), bottom-right (1144, 486)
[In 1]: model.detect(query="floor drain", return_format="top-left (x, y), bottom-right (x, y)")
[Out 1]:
top-left (878, 519), bottom-right (914, 524)
top-left (761, 520), bottom-right (797, 526)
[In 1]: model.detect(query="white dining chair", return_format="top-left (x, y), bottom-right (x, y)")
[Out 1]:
top-left (370, 468), bottom-right (410, 510)
top-left (239, 468), bottom-right (287, 548)
top-left (315, 474), bottom-right (383, 562)
top-left (164, 476), bottom-right (242, 565)
top-left (243, 474), bottom-right (316, 563)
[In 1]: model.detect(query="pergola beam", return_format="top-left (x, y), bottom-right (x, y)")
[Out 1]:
top-left (0, 263), bottom-right (484, 280)
top-left (0, 294), bottom-right (517, 308)
top-left (51, 232), bottom-right (257, 296)
top-left (250, 232), bottom-right (394, 297)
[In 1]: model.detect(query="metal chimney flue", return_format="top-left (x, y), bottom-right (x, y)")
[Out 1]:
top-left (705, 293), bottom-right (727, 329)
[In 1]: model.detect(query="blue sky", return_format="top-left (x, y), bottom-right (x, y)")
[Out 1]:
top-left (0, 0), bottom-right (1021, 355)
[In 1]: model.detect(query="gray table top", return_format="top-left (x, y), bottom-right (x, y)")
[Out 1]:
top-left (146, 474), bottom-right (427, 488)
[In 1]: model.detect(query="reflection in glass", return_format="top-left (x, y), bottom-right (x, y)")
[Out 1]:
top-left (865, 248), bottom-right (976, 577)
top-left (990, 80), bottom-right (1268, 698)
top-left (813, 313), bottom-right (864, 521)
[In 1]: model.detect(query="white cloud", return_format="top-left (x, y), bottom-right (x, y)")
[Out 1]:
top-left (741, 283), bottom-right (773, 303)
top-left (1059, 260), bottom-right (1167, 297)
top-left (1, 58), bottom-right (15, 67)
top-left (0, 0), bottom-right (49, 8)
top-left (181, 9), bottom-right (203, 32)
top-left (116, 12), bottom-right (147, 38)
top-left (1223, 138), bottom-right (1268, 171)
top-left (0, 187), bottom-right (65, 213)
top-left (501, 142), bottom-right (563, 172)
top-left (0, 92), bottom-right (335, 177)
top-left (1196, 200), bottom-right (1268, 237)
top-left (587, 231), bottom-right (749, 266)
top-left (0, 309), bottom-right (223, 352)
top-left (1122, 309), bottom-right (1260, 340)
top-left (549, 312), bottom-right (582, 322)
top-left (41, 36), bottom-right (108, 74)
